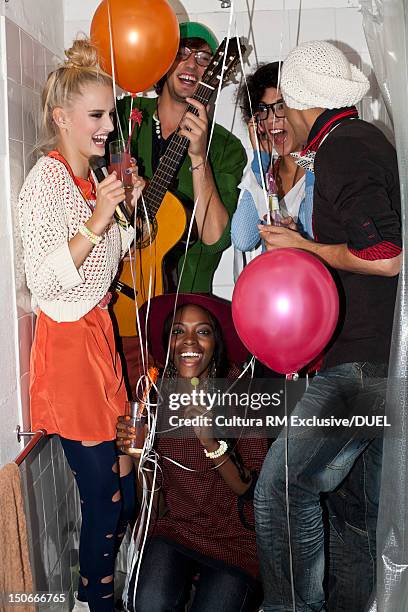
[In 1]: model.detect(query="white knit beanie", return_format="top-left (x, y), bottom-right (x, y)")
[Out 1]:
top-left (281, 40), bottom-right (370, 110)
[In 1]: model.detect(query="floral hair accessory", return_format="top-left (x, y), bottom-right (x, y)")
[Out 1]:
top-left (126, 107), bottom-right (143, 153)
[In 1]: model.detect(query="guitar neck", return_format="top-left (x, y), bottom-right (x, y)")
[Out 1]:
top-left (144, 82), bottom-right (215, 219)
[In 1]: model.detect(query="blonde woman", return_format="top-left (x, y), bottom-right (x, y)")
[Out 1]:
top-left (19, 38), bottom-right (144, 611)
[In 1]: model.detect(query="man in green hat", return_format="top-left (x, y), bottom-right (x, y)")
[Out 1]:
top-left (115, 22), bottom-right (247, 393)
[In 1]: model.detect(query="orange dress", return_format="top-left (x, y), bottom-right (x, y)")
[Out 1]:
top-left (28, 151), bottom-right (127, 441)
top-left (30, 307), bottom-right (127, 441)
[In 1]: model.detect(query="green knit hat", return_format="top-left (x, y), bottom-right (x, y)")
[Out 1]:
top-left (179, 22), bottom-right (218, 54)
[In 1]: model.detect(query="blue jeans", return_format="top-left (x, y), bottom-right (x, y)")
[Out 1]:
top-left (127, 537), bottom-right (260, 612)
top-left (327, 436), bottom-right (382, 611)
top-left (254, 362), bottom-right (387, 612)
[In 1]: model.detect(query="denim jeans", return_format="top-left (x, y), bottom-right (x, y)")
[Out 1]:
top-left (326, 436), bottom-right (382, 611)
top-left (127, 536), bottom-right (260, 612)
top-left (254, 362), bottom-right (387, 612)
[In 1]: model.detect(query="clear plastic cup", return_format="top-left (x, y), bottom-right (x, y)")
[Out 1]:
top-left (119, 401), bottom-right (147, 456)
top-left (109, 139), bottom-right (133, 188)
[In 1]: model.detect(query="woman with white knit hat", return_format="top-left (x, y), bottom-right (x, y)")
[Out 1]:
top-left (255, 40), bottom-right (402, 612)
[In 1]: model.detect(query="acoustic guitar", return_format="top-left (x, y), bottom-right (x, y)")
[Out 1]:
top-left (111, 37), bottom-right (246, 336)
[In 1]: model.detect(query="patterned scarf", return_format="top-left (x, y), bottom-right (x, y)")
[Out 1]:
top-left (291, 107), bottom-right (359, 173)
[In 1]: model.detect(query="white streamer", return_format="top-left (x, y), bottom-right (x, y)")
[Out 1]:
top-left (237, 1), bottom-right (297, 609)
top-left (107, 0), bottom-right (124, 144)
top-left (120, 1), bottom-right (304, 607)
top-left (159, 1), bottom-right (236, 381)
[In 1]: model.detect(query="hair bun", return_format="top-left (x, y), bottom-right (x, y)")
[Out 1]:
top-left (64, 37), bottom-right (99, 69)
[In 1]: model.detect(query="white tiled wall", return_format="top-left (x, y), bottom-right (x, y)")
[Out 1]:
top-left (0, 0), bottom-right (65, 466)
top-left (20, 435), bottom-right (81, 609)
top-left (1, 3), bottom-right (83, 606)
top-left (0, 17), bottom-right (22, 470)
top-left (4, 15), bottom-right (61, 456)
top-left (63, 0), bottom-right (386, 300)
top-left (0, 0), bottom-right (64, 461)
top-left (0, 0), bottom-right (64, 54)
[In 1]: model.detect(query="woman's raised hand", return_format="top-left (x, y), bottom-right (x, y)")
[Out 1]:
top-left (125, 159), bottom-right (145, 211)
top-left (184, 403), bottom-right (217, 451)
top-left (90, 171), bottom-right (126, 234)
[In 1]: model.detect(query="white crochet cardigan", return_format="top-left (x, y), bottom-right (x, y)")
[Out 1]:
top-left (19, 155), bottom-right (133, 322)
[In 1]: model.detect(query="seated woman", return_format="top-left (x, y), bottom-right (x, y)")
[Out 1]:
top-left (117, 293), bottom-right (268, 612)
top-left (232, 61), bottom-right (314, 280)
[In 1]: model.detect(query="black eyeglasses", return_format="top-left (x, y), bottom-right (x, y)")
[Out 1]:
top-left (255, 100), bottom-right (285, 120)
top-left (177, 46), bottom-right (213, 67)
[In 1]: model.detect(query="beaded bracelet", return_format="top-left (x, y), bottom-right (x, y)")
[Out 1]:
top-left (78, 224), bottom-right (102, 246)
top-left (204, 440), bottom-right (228, 459)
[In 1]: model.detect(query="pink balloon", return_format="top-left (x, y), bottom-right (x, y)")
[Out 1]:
top-left (232, 248), bottom-right (339, 374)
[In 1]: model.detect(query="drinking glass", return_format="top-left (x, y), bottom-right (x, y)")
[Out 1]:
top-left (119, 401), bottom-right (147, 456)
top-left (109, 139), bottom-right (133, 188)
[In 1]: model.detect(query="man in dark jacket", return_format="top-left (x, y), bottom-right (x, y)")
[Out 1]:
top-left (256, 40), bottom-right (401, 612)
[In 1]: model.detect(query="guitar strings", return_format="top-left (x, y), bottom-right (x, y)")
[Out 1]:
top-left (145, 88), bottom-right (210, 207)
top-left (146, 75), bottom-right (228, 194)
top-left (160, 5), bottom-right (236, 380)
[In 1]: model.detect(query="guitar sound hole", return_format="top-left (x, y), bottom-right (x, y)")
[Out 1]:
top-left (135, 216), bottom-right (158, 249)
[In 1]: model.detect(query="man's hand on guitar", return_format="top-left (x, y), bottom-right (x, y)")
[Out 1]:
top-left (179, 98), bottom-right (209, 166)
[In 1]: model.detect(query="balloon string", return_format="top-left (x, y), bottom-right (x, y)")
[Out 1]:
top-left (280, 1), bottom-right (297, 608)
top-left (102, 21), bottom-right (153, 605)
top-left (122, 198), bottom-right (162, 607)
top-left (128, 95), bottom-right (133, 150)
top-left (235, 1), bottom-right (286, 222)
top-left (160, 1), bottom-right (236, 383)
top-left (123, 388), bottom-right (163, 607)
top-left (106, 0), bottom-right (124, 144)
top-left (123, 3), bottom-right (253, 603)
top-left (235, 22), bottom-right (268, 216)
top-left (205, 1), bottom-right (235, 169)
top-left (133, 189), bottom-right (153, 378)
top-left (284, 374), bottom-right (297, 612)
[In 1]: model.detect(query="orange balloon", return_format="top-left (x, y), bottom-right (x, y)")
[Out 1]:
top-left (90, 0), bottom-right (180, 93)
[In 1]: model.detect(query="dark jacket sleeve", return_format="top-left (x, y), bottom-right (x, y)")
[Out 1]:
top-left (316, 131), bottom-right (401, 260)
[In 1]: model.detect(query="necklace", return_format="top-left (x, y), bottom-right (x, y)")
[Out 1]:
top-left (153, 110), bottom-right (161, 139)
top-left (47, 150), bottom-right (96, 211)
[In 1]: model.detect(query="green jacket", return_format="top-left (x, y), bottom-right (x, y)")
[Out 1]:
top-left (116, 96), bottom-right (247, 293)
